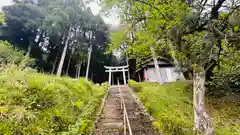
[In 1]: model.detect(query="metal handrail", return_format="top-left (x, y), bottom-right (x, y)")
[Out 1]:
top-left (118, 79), bottom-right (133, 135)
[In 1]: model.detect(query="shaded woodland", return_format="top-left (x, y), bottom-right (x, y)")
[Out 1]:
top-left (0, 0), bottom-right (115, 83)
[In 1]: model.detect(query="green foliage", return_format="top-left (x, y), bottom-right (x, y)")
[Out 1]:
top-left (174, 31), bottom-right (219, 69)
top-left (106, 26), bottom-right (129, 54)
top-left (0, 65), bottom-right (107, 134)
top-left (207, 45), bottom-right (240, 95)
top-left (129, 81), bottom-right (240, 135)
top-left (0, 12), bottom-right (5, 26)
top-left (104, 0), bottom-right (240, 82)
top-left (1, 0), bottom-right (111, 82)
top-left (104, 0), bottom-right (189, 66)
top-left (0, 41), bottom-right (34, 65)
top-left (128, 79), bottom-right (158, 92)
top-left (3, 2), bottom-right (43, 29)
top-left (128, 79), bottom-right (142, 92)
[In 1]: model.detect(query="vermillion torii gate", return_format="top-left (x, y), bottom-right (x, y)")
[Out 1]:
top-left (104, 65), bottom-right (129, 85)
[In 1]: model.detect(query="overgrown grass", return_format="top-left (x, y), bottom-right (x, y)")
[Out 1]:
top-left (129, 80), bottom-right (240, 135)
top-left (0, 65), bottom-right (107, 134)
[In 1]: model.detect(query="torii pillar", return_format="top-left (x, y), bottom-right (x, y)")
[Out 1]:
top-left (104, 65), bottom-right (129, 86)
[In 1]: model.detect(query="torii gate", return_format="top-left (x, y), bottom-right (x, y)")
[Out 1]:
top-left (104, 65), bottom-right (129, 85)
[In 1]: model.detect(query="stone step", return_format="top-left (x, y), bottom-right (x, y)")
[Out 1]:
top-left (100, 114), bottom-right (151, 120)
top-left (94, 86), bottom-right (160, 135)
top-left (98, 118), bottom-right (122, 123)
top-left (98, 117), bottom-right (153, 123)
top-left (93, 127), bottom-right (160, 135)
top-left (96, 122), bottom-right (123, 129)
top-left (129, 121), bottom-right (154, 129)
top-left (93, 129), bottom-right (122, 135)
top-left (130, 127), bottom-right (161, 135)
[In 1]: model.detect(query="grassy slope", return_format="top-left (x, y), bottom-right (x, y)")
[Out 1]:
top-left (0, 65), bottom-right (107, 134)
top-left (129, 80), bottom-right (240, 135)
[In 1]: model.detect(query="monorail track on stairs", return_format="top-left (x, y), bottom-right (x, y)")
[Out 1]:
top-left (93, 81), bottom-right (160, 135)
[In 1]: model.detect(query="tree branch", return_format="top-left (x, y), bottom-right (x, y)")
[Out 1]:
top-left (136, 0), bottom-right (168, 20)
top-left (136, 0), bottom-right (161, 11)
top-left (211, 0), bottom-right (226, 19)
top-left (183, 21), bottom-right (208, 35)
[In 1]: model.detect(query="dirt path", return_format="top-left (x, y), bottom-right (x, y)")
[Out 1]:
top-left (93, 85), bottom-right (160, 135)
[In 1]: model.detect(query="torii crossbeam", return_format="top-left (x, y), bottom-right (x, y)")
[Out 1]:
top-left (104, 65), bottom-right (129, 85)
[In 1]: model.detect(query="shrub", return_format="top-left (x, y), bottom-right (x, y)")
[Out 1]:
top-left (128, 80), bottom-right (158, 92)
top-left (207, 46), bottom-right (240, 96)
top-left (0, 12), bottom-right (5, 26)
top-left (0, 65), bottom-right (107, 134)
top-left (128, 79), bottom-right (142, 92)
top-left (0, 41), bottom-right (34, 66)
top-left (207, 71), bottom-right (240, 96)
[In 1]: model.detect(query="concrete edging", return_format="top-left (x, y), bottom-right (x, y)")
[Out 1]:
top-left (89, 86), bottom-right (110, 135)
top-left (128, 85), bottom-right (157, 123)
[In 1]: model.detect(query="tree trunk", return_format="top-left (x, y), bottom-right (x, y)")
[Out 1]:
top-left (52, 56), bottom-right (58, 74)
top-left (57, 27), bottom-right (71, 77)
top-left (205, 60), bottom-right (217, 82)
top-left (126, 54), bottom-right (130, 80)
top-left (85, 45), bottom-right (92, 79)
top-left (188, 70), bottom-right (193, 80)
top-left (138, 73), bottom-right (141, 82)
top-left (51, 50), bottom-right (60, 74)
top-left (75, 65), bottom-right (78, 78)
top-left (76, 61), bottom-right (82, 79)
top-left (150, 46), bottom-right (162, 84)
top-left (193, 66), bottom-right (214, 135)
top-left (66, 52), bottom-right (73, 76)
top-left (78, 61), bottom-right (82, 79)
top-left (26, 38), bottom-right (33, 57)
top-left (167, 39), bottom-right (182, 80)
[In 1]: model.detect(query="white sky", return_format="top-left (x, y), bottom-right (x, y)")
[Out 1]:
top-left (86, 2), bottom-right (120, 26)
top-left (0, 0), bottom-right (12, 8)
top-left (0, 0), bottom-right (120, 26)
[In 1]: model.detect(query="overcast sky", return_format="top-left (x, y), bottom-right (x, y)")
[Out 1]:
top-left (0, 0), bottom-right (12, 8)
top-left (0, 0), bottom-right (120, 26)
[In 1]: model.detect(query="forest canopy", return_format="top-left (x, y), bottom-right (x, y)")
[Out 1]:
top-left (0, 0), bottom-right (114, 83)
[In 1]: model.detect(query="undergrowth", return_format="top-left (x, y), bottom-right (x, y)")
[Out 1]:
top-left (0, 65), bottom-right (107, 134)
top-left (129, 80), bottom-right (240, 135)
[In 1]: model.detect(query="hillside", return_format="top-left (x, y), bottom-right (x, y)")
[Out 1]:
top-left (129, 80), bottom-right (240, 135)
top-left (0, 65), bottom-right (107, 134)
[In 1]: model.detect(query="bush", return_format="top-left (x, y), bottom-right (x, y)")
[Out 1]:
top-left (0, 12), bottom-right (5, 26)
top-left (207, 46), bottom-right (240, 96)
top-left (0, 65), bottom-right (107, 134)
top-left (128, 80), bottom-right (158, 92)
top-left (128, 79), bottom-right (142, 92)
top-left (129, 81), bottom-right (240, 135)
top-left (0, 41), bottom-right (34, 66)
top-left (207, 72), bottom-right (240, 96)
